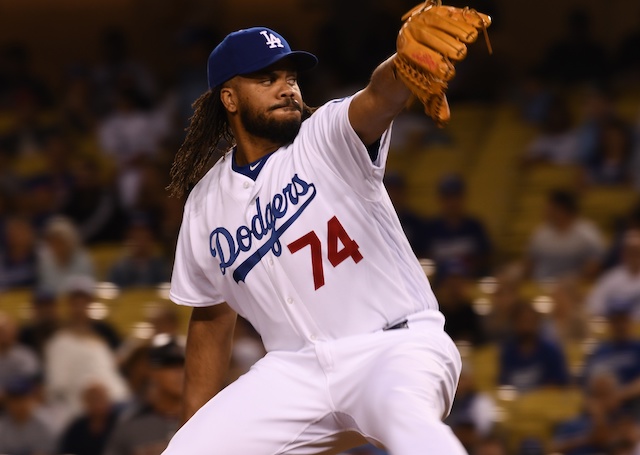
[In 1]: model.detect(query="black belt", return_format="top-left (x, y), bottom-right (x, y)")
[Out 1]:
top-left (383, 319), bottom-right (409, 331)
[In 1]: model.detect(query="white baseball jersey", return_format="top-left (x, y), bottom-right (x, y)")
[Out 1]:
top-left (170, 95), bottom-right (439, 352)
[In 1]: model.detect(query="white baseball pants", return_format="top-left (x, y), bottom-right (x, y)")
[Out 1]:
top-left (162, 310), bottom-right (466, 455)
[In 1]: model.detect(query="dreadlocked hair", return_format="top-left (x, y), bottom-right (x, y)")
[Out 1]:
top-left (167, 87), bottom-right (232, 197)
top-left (167, 87), bottom-right (316, 197)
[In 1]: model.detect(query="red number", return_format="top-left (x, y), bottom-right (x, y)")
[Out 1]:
top-left (287, 216), bottom-right (363, 290)
top-left (327, 216), bottom-right (363, 267)
top-left (287, 231), bottom-right (325, 290)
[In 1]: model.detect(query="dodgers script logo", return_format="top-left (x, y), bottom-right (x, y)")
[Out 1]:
top-left (209, 174), bottom-right (316, 283)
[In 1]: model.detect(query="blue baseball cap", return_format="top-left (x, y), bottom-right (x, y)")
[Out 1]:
top-left (207, 27), bottom-right (318, 89)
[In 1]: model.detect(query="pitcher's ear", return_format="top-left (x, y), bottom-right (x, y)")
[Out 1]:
top-left (220, 87), bottom-right (237, 113)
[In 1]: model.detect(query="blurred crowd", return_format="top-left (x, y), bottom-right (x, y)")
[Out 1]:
top-left (0, 2), bottom-right (640, 455)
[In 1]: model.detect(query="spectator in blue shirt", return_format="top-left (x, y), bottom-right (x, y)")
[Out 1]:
top-left (498, 301), bottom-right (570, 392)
top-left (583, 298), bottom-right (640, 411)
top-left (424, 174), bottom-right (492, 282)
top-left (0, 216), bottom-right (37, 290)
top-left (107, 218), bottom-right (170, 288)
top-left (551, 371), bottom-right (624, 455)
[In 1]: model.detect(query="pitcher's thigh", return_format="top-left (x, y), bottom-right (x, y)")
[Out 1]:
top-left (352, 333), bottom-right (464, 455)
top-left (162, 353), bottom-right (334, 455)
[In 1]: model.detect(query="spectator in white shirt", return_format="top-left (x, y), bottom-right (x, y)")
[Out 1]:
top-left (37, 216), bottom-right (94, 295)
top-left (97, 88), bottom-right (169, 210)
top-left (526, 190), bottom-right (605, 282)
top-left (587, 230), bottom-right (640, 319)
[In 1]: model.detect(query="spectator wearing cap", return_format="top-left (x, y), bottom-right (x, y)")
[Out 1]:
top-left (384, 172), bottom-right (428, 256)
top-left (0, 376), bottom-right (55, 455)
top-left (18, 290), bottom-right (60, 358)
top-left (61, 275), bottom-right (121, 350)
top-left (0, 311), bottom-right (40, 398)
top-left (0, 215), bottom-right (37, 289)
top-left (423, 174), bottom-right (492, 281)
top-left (37, 216), bottom-right (94, 295)
top-left (104, 335), bottom-right (184, 455)
top-left (525, 189), bottom-right (605, 282)
top-left (107, 218), bottom-right (170, 288)
top-left (20, 174), bottom-right (59, 232)
top-left (434, 265), bottom-right (486, 346)
top-left (57, 381), bottom-right (121, 455)
top-left (44, 275), bottom-right (128, 419)
top-left (582, 299), bottom-right (640, 412)
top-left (445, 365), bottom-right (497, 452)
top-left (586, 230), bottom-right (640, 320)
top-left (551, 371), bottom-right (624, 455)
top-left (97, 85), bottom-right (168, 211)
top-left (498, 301), bottom-right (570, 392)
top-left (61, 157), bottom-right (125, 244)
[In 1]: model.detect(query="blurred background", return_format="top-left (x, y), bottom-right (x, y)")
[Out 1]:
top-left (1, 0), bottom-right (640, 454)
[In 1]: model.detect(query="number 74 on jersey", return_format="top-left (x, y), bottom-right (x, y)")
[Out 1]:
top-left (287, 216), bottom-right (363, 290)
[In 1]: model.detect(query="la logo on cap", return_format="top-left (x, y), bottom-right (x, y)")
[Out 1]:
top-left (260, 30), bottom-right (284, 49)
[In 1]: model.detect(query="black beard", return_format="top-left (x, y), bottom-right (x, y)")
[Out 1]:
top-left (240, 105), bottom-right (302, 146)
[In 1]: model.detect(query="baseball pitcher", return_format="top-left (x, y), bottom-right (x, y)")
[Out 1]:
top-left (163, 1), bottom-right (491, 453)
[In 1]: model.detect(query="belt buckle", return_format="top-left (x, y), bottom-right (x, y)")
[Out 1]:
top-left (383, 319), bottom-right (409, 331)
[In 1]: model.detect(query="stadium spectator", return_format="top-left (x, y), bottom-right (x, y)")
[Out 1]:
top-left (604, 202), bottom-right (640, 269)
top-left (61, 275), bottom-right (120, 350)
top-left (57, 381), bottom-right (120, 455)
top-left (0, 312), bottom-right (40, 397)
top-left (61, 156), bottom-right (124, 244)
top-left (574, 86), bottom-right (622, 168)
top-left (424, 174), bottom-right (493, 281)
top-left (18, 290), bottom-right (60, 358)
top-left (498, 301), bottom-right (570, 392)
top-left (482, 271), bottom-right (522, 343)
top-left (526, 189), bottom-right (605, 282)
top-left (19, 175), bottom-right (59, 232)
top-left (59, 65), bottom-right (98, 136)
top-left (384, 172), bottom-right (427, 256)
top-left (523, 95), bottom-right (580, 166)
top-left (582, 299), bottom-right (640, 411)
top-left (119, 343), bottom-right (152, 406)
top-left (586, 230), bottom-right (640, 319)
top-left (551, 371), bottom-right (624, 455)
top-left (435, 267), bottom-right (486, 346)
top-left (97, 87), bottom-right (168, 211)
top-left (581, 117), bottom-right (634, 187)
top-left (118, 304), bottom-right (184, 398)
top-left (514, 69), bottom-right (554, 126)
top-left (44, 276), bottom-right (128, 418)
top-left (40, 130), bottom-right (75, 205)
top-left (0, 375), bottom-right (55, 455)
top-left (92, 27), bottom-right (155, 116)
top-left (107, 218), bottom-right (170, 288)
top-left (104, 335), bottom-right (183, 455)
top-left (37, 216), bottom-right (94, 295)
top-left (543, 278), bottom-right (588, 344)
top-left (446, 366), bottom-right (497, 449)
top-left (0, 215), bottom-right (37, 289)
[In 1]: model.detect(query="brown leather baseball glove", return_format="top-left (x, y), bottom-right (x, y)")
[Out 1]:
top-left (394, 0), bottom-right (492, 126)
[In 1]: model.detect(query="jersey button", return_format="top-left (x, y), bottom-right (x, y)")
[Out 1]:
top-left (243, 182), bottom-right (250, 189)
top-left (286, 297), bottom-right (293, 304)
top-left (310, 334), bottom-right (317, 341)
top-left (269, 259), bottom-right (274, 266)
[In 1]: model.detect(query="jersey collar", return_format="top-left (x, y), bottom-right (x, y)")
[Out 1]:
top-left (231, 147), bottom-right (275, 181)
